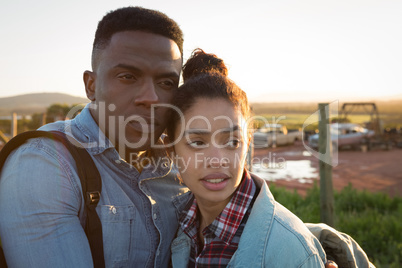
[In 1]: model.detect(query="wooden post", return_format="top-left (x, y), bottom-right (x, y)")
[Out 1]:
top-left (247, 141), bottom-right (254, 171)
top-left (41, 113), bottom-right (47, 126)
top-left (318, 103), bottom-right (335, 226)
top-left (11, 112), bottom-right (18, 137)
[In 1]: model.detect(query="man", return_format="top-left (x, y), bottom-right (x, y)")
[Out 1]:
top-left (0, 7), bottom-right (188, 267)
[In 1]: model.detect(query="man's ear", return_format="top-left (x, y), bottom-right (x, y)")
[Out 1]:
top-left (83, 70), bottom-right (96, 101)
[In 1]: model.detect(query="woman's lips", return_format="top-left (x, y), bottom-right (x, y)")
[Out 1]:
top-left (201, 173), bottom-right (230, 191)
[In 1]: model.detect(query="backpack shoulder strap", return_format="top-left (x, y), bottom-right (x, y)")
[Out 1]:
top-left (0, 130), bottom-right (105, 268)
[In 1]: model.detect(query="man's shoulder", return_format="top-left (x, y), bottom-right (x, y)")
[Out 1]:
top-left (2, 128), bottom-right (71, 158)
top-left (0, 130), bottom-right (83, 204)
top-left (0, 131), bottom-right (77, 174)
top-left (0, 121), bottom-right (84, 184)
top-left (38, 120), bottom-right (69, 132)
top-left (38, 105), bottom-right (99, 141)
top-left (39, 118), bottom-right (87, 142)
top-left (37, 111), bottom-right (112, 155)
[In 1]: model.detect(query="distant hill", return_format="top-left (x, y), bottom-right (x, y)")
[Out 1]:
top-left (0, 93), bottom-right (89, 116)
top-left (249, 93), bottom-right (402, 104)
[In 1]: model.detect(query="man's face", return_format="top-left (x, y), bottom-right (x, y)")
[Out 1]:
top-left (85, 31), bottom-right (182, 154)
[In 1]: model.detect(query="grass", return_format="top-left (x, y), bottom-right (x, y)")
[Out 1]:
top-left (269, 183), bottom-right (402, 267)
top-left (252, 113), bottom-right (373, 131)
top-left (251, 101), bottom-right (402, 130)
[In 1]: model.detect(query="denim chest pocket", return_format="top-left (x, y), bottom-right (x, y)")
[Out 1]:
top-left (99, 205), bottom-right (135, 268)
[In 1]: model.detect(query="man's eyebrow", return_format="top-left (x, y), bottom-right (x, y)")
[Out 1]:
top-left (156, 71), bottom-right (180, 80)
top-left (113, 64), bottom-right (142, 73)
top-left (113, 64), bottom-right (179, 79)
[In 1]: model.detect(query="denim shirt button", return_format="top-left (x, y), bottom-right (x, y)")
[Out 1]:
top-left (153, 213), bottom-right (157, 220)
top-left (115, 159), bottom-right (121, 164)
top-left (111, 206), bottom-right (117, 214)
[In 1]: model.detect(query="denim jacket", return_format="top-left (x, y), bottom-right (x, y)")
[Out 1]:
top-left (0, 104), bottom-right (188, 268)
top-left (171, 174), bottom-right (327, 268)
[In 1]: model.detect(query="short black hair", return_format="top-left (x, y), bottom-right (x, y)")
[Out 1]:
top-left (91, 6), bottom-right (183, 68)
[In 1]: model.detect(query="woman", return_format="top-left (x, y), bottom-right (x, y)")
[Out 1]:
top-left (167, 49), bottom-right (327, 267)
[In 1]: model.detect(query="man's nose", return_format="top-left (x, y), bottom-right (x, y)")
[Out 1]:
top-left (134, 79), bottom-right (159, 106)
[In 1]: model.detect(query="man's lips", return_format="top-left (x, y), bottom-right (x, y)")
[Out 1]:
top-left (125, 115), bottom-right (161, 133)
top-left (127, 120), bottom-right (154, 133)
top-left (129, 115), bottom-right (152, 124)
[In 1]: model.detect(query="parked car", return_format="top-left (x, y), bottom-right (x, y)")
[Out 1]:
top-left (253, 124), bottom-right (302, 148)
top-left (307, 123), bottom-right (375, 150)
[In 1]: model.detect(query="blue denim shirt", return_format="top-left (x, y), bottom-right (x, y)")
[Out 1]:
top-left (171, 174), bottom-right (327, 268)
top-left (0, 104), bottom-right (188, 267)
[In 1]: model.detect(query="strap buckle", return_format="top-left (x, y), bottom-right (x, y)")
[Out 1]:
top-left (87, 191), bottom-right (101, 206)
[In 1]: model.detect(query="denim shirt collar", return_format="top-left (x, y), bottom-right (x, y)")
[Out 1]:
top-left (72, 104), bottom-right (173, 177)
top-left (41, 102), bottom-right (113, 156)
top-left (38, 103), bottom-right (113, 156)
top-left (73, 103), bottom-right (114, 155)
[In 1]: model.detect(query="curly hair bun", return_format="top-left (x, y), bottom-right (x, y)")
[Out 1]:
top-left (182, 48), bottom-right (228, 82)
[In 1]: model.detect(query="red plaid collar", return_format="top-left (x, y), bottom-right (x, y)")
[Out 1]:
top-left (179, 170), bottom-right (256, 245)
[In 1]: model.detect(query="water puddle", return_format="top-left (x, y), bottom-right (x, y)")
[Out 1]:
top-left (252, 160), bottom-right (318, 184)
top-left (279, 151), bottom-right (313, 157)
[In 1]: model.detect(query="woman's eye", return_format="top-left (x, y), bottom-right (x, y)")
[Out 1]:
top-left (226, 140), bottom-right (240, 148)
top-left (188, 140), bottom-right (207, 148)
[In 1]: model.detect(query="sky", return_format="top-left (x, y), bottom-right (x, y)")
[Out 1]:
top-left (0, 0), bottom-right (401, 103)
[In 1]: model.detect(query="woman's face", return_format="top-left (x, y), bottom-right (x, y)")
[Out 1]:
top-left (173, 98), bottom-right (249, 208)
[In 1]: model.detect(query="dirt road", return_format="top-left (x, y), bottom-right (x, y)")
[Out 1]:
top-left (252, 141), bottom-right (402, 197)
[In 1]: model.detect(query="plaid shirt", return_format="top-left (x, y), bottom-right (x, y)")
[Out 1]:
top-left (178, 170), bottom-right (257, 267)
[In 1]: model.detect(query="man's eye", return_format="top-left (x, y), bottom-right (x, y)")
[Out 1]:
top-left (162, 80), bottom-right (174, 86)
top-left (118, 74), bottom-right (135, 80)
top-left (159, 80), bottom-right (176, 89)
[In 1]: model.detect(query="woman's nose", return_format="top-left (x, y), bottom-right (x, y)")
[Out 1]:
top-left (206, 147), bottom-right (229, 168)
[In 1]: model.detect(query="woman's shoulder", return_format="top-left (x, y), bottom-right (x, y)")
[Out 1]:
top-left (272, 201), bottom-right (321, 245)
top-left (243, 173), bottom-right (326, 265)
